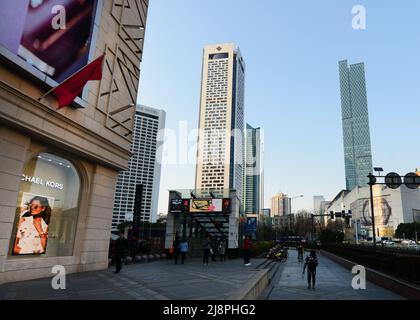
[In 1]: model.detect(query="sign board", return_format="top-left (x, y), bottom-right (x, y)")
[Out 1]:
top-left (404, 172), bottom-right (420, 189)
top-left (246, 217), bottom-right (257, 235)
top-left (385, 172), bottom-right (402, 189)
top-left (190, 199), bottom-right (222, 213)
top-left (170, 199), bottom-right (189, 213)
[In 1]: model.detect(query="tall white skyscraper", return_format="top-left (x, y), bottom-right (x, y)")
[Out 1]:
top-left (195, 43), bottom-right (245, 202)
top-left (244, 124), bottom-right (264, 215)
top-left (112, 105), bottom-right (165, 230)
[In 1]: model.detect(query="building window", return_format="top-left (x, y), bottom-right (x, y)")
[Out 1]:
top-left (9, 153), bottom-right (81, 257)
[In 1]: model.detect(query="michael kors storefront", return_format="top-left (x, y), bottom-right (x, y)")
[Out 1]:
top-left (0, 0), bottom-right (149, 284)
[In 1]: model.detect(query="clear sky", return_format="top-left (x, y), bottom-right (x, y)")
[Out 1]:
top-left (137, 0), bottom-right (420, 215)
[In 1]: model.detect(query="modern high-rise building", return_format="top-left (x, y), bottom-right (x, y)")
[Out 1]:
top-left (339, 60), bottom-right (373, 191)
top-left (244, 124), bottom-right (264, 215)
top-left (271, 192), bottom-right (291, 216)
top-left (195, 43), bottom-right (245, 203)
top-left (313, 195), bottom-right (325, 215)
top-left (112, 105), bottom-right (165, 230)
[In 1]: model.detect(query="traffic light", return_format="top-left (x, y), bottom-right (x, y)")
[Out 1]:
top-left (368, 173), bottom-right (377, 186)
top-left (330, 211), bottom-right (334, 220)
top-left (335, 212), bottom-right (342, 218)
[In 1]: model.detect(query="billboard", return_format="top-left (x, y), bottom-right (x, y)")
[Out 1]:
top-left (350, 195), bottom-right (393, 228)
top-left (0, 0), bottom-right (99, 83)
top-left (246, 217), bottom-right (257, 235)
top-left (12, 192), bottom-right (55, 255)
top-left (190, 199), bottom-right (222, 213)
top-left (169, 199), bottom-right (190, 213)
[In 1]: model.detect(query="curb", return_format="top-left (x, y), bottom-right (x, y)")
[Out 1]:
top-left (320, 250), bottom-right (420, 300)
top-left (228, 262), bottom-right (271, 300)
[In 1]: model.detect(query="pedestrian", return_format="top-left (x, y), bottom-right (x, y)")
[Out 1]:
top-left (128, 235), bottom-right (138, 263)
top-left (172, 235), bottom-right (181, 264)
top-left (219, 238), bottom-right (227, 261)
top-left (179, 237), bottom-right (189, 264)
top-left (297, 243), bottom-right (304, 262)
top-left (210, 236), bottom-right (218, 262)
top-left (114, 232), bottom-right (128, 273)
top-left (202, 235), bottom-right (211, 266)
top-left (243, 235), bottom-right (253, 266)
top-left (302, 249), bottom-right (319, 289)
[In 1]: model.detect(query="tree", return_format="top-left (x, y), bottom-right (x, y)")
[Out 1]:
top-left (293, 210), bottom-right (312, 238)
top-left (395, 223), bottom-right (420, 240)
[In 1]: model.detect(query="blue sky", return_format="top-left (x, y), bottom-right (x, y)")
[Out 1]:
top-left (137, 0), bottom-right (420, 214)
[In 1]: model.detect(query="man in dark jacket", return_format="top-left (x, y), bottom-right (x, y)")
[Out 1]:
top-left (303, 250), bottom-right (319, 289)
top-left (114, 232), bottom-right (128, 273)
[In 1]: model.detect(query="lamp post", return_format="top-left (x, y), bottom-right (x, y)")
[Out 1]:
top-left (289, 195), bottom-right (304, 233)
top-left (368, 167), bottom-right (383, 248)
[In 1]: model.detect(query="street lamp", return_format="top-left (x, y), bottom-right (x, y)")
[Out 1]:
top-left (289, 195), bottom-right (304, 233)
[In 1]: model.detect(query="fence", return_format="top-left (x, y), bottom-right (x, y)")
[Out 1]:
top-left (322, 244), bottom-right (420, 286)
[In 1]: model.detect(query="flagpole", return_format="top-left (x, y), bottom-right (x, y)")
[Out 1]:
top-left (37, 53), bottom-right (105, 101)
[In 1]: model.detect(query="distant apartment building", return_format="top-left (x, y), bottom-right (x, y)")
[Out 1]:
top-left (271, 192), bottom-right (291, 216)
top-left (112, 105), bottom-right (165, 230)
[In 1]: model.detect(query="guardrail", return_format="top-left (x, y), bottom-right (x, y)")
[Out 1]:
top-left (321, 244), bottom-right (420, 286)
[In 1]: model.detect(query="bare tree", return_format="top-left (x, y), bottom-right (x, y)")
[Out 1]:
top-left (293, 209), bottom-right (312, 238)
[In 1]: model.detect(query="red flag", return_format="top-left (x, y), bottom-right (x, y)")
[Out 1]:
top-left (51, 54), bottom-right (104, 110)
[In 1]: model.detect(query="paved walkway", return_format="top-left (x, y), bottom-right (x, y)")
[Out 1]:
top-left (264, 249), bottom-right (404, 300)
top-left (0, 257), bottom-right (264, 300)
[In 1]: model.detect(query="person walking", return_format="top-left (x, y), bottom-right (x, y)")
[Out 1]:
top-left (179, 237), bottom-right (189, 264)
top-left (210, 236), bottom-right (218, 262)
top-left (243, 235), bottom-right (253, 266)
top-left (114, 232), bottom-right (128, 273)
top-left (202, 235), bottom-right (211, 266)
top-left (303, 249), bottom-right (319, 289)
top-left (128, 235), bottom-right (138, 263)
top-left (297, 244), bottom-right (304, 262)
top-left (172, 235), bottom-right (181, 264)
top-left (219, 238), bottom-right (227, 261)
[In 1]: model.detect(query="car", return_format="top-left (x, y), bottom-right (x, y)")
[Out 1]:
top-left (382, 240), bottom-right (395, 246)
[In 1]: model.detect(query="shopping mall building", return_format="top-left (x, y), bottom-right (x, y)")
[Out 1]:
top-left (0, 0), bottom-right (148, 284)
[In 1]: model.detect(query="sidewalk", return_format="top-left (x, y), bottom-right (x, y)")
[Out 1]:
top-left (0, 257), bottom-right (264, 300)
top-left (264, 249), bottom-right (404, 300)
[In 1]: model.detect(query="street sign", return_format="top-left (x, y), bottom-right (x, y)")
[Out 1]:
top-left (385, 172), bottom-right (402, 189)
top-left (404, 172), bottom-right (420, 189)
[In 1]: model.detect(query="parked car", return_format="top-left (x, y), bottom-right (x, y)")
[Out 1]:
top-left (382, 240), bottom-right (395, 246)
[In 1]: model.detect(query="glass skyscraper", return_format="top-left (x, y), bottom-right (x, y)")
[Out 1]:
top-left (339, 60), bottom-right (373, 190)
top-left (244, 124), bottom-right (264, 215)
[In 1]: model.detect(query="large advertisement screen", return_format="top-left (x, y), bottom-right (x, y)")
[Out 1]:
top-left (13, 192), bottom-right (55, 255)
top-left (0, 0), bottom-right (99, 83)
top-left (190, 199), bottom-right (222, 213)
top-left (169, 199), bottom-right (190, 213)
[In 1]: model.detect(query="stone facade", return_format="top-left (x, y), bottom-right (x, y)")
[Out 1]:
top-left (0, 0), bottom-right (149, 284)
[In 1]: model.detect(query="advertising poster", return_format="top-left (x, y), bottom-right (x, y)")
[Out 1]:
top-left (190, 199), bottom-right (222, 213)
top-left (12, 192), bottom-right (55, 255)
top-left (246, 217), bottom-right (257, 235)
top-left (350, 195), bottom-right (393, 228)
top-left (0, 0), bottom-right (98, 82)
top-left (170, 199), bottom-right (189, 213)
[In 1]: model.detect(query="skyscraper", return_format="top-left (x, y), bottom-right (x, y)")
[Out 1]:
top-left (195, 43), bottom-right (245, 202)
top-left (244, 124), bottom-right (264, 215)
top-left (271, 193), bottom-right (291, 216)
top-left (339, 60), bottom-right (373, 191)
top-left (112, 105), bottom-right (165, 230)
top-left (313, 195), bottom-right (325, 215)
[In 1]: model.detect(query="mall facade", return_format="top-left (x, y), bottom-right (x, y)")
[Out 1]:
top-left (0, 0), bottom-right (149, 284)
